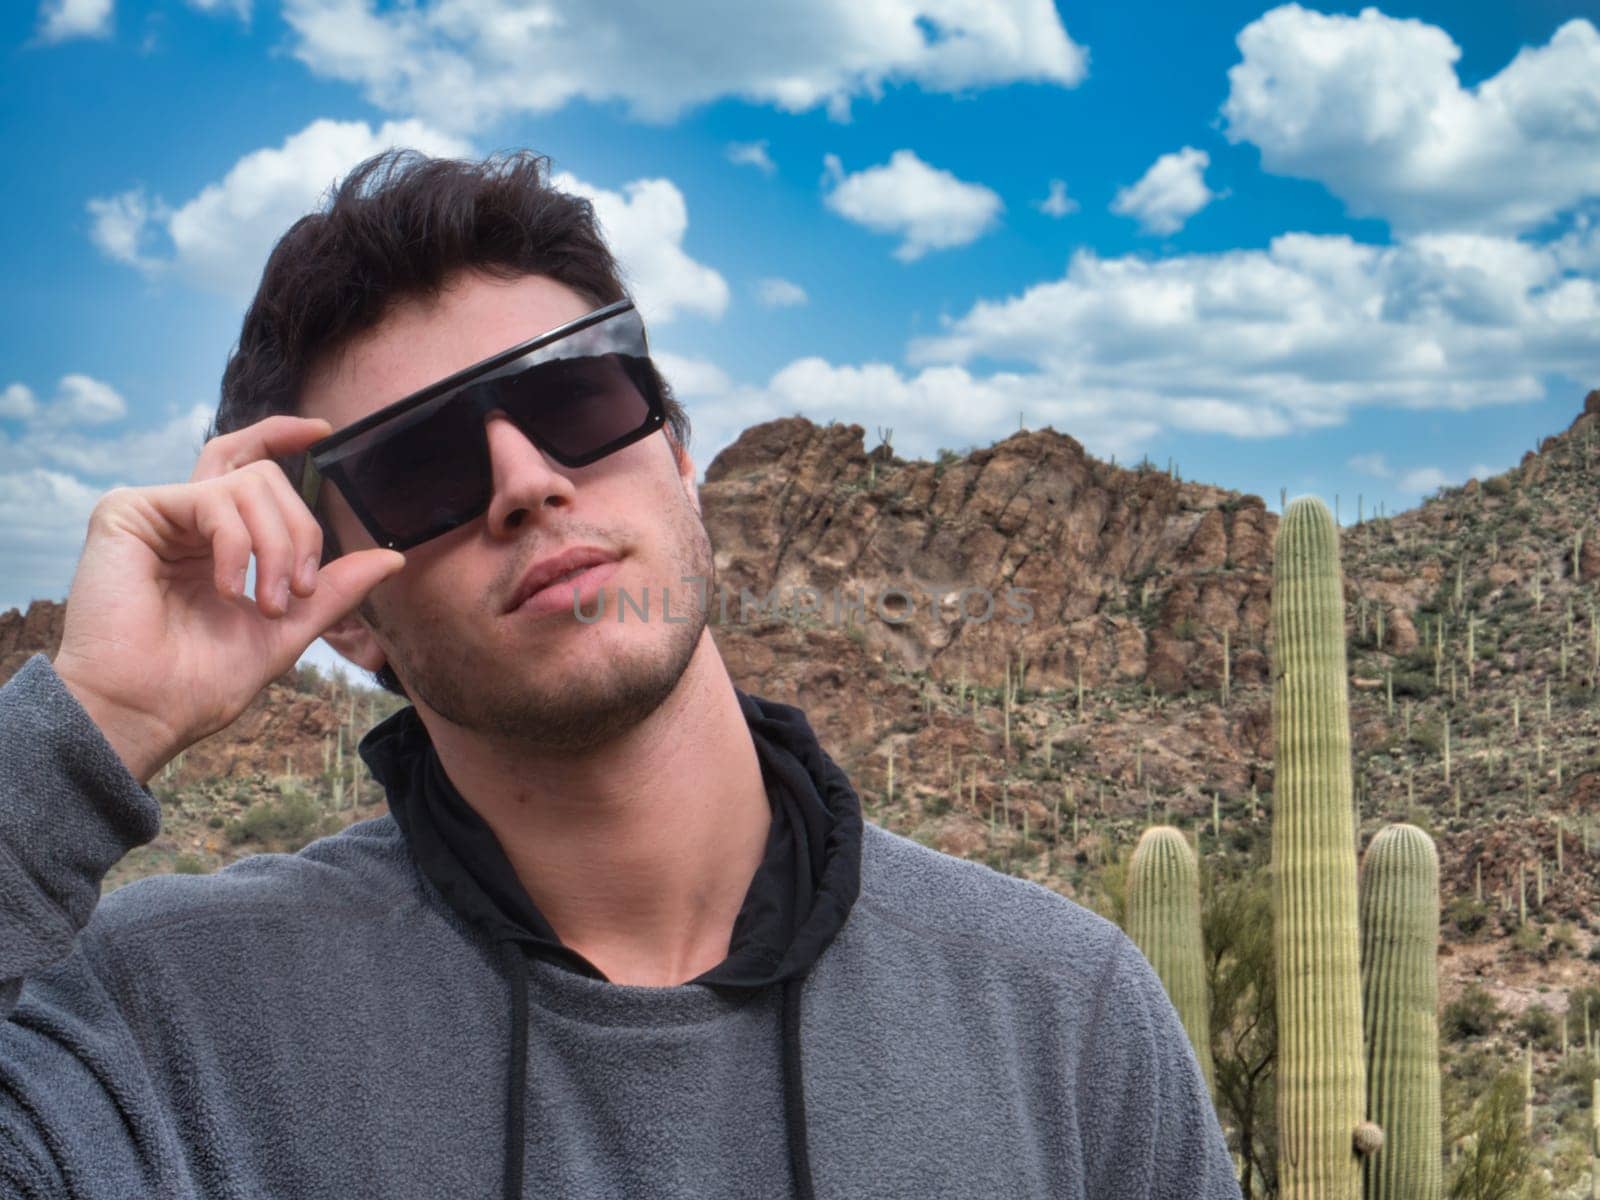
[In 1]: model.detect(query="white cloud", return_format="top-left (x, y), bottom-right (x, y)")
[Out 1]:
top-left (727, 140), bottom-right (776, 176)
top-left (653, 352), bottom-right (733, 403)
top-left (87, 188), bottom-right (171, 269)
top-left (662, 352), bottom-right (1168, 476)
top-left (52, 375), bottom-right (126, 425)
top-left (0, 385), bottom-right (38, 421)
top-left (2, 375), bottom-right (127, 429)
top-left (1110, 147), bottom-right (1216, 236)
top-left (1348, 452), bottom-right (1392, 477)
top-left (600, 212), bottom-right (1596, 487)
top-left (87, 118), bottom-right (473, 297)
top-left (35, 0), bottom-right (113, 42)
top-left (550, 173), bottom-right (729, 325)
top-left (1397, 466), bottom-right (1451, 494)
top-left (899, 229), bottom-right (1600, 443)
top-left (184, 0), bottom-right (250, 17)
top-left (1221, 7), bottom-right (1600, 234)
top-left (0, 467), bottom-right (110, 610)
top-left (756, 277), bottom-right (808, 308)
top-left (87, 119), bottom-right (727, 326)
top-left (31, 406), bottom-right (214, 483)
top-left (0, 394), bottom-right (211, 484)
top-left (1347, 452), bottom-right (1490, 498)
top-left (822, 149), bottom-right (1002, 262)
top-left (1037, 179), bottom-right (1078, 217)
top-left (280, 0), bottom-right (1087, 133)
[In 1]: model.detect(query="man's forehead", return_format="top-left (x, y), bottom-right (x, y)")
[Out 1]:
top-left (300, 272), bottom-right (596, 427)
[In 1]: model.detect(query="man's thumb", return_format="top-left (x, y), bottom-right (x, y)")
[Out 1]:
top-left (302, 549), bottom-right (407, 629)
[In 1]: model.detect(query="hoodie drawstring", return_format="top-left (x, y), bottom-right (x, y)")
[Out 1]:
top-left (497, 944), bottom-right (815, 1200)
top-left (502, 941), bottom-right (529, 1200)
top-left (781, 976), bottom-right (816, 1200)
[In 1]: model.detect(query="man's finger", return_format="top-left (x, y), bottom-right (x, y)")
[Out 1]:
top-left (276, 549), bottom-right (407, 646)
top-left (191, 416), bottom-right (334, 484)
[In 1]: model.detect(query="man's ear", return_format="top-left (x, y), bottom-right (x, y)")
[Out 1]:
top-left (320, 610), bottom-right (388, 674)
top-left (671, 438), bottom-right (700, 517)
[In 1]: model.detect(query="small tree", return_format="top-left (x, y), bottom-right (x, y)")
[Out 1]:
top-left (1447, 1071), bottom-right (1548, 1200)
top-left (1204, 867), bottom-right (1278, 1200)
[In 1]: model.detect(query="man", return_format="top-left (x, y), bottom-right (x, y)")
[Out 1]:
top-left (0, 148), bottom-right (1242, 1197)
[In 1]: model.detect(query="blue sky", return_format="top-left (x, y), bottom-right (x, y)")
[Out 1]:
top-left (5, 0), bottom-right (1599, 679)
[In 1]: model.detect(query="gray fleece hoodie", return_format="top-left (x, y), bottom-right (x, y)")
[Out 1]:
top-left (0, 651), bottom-right (1241, 1198)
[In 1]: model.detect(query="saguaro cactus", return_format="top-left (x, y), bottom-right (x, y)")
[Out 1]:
top-left (1272, 495), bottom-right (1370, 1199)
top-left (1359, 823), bottom-right (1441, 1200)
top-left (1125, 826), bottom-right (1215, 1094)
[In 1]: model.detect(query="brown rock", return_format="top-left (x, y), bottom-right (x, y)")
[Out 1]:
top-left (1385, 607), bottom-right (1419, 655)
top-left (700, 419), bottom-right (1275, 699)
top-left (0, 599), bottom-right (67, 686)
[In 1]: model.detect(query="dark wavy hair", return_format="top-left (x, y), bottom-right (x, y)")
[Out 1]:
top-left (204, 148), bottom-right (692, 700)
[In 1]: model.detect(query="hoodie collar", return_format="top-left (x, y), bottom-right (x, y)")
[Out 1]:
top-left (358, 685), bottom-right (862, 986)
top-left (358, 685), bottom-right (861, 1200)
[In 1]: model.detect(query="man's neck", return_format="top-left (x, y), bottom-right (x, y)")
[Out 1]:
top-left (417, 634), bottom-right (772, 988)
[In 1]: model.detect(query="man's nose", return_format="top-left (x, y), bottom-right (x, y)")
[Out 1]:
top-left (482, 411), bottom-right (576, 536)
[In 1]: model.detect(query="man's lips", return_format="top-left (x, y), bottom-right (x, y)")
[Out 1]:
top-left (507, 556), bottom-right (622, 617)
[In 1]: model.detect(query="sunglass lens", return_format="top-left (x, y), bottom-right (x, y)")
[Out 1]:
top-left (502, 354), bottom-right (655, 464)
top-left (340, 399), bottom-right (489, 544)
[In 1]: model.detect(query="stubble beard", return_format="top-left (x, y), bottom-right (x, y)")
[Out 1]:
top-left (364, 499), bottom-right (716, 756)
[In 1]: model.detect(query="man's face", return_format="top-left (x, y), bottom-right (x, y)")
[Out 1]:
top-left (300, 269), bottom-right (714, 754)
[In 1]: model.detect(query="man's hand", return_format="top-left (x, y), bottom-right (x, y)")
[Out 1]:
top-left (51, 415), bottom-right (405, 784)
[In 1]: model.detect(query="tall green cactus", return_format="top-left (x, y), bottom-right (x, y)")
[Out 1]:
top-left (1272, 495), bottom-right (1371, 1199)
top-left (1359, 823), bottom-right (1441, 1200)
top-left (1125, 826), bottom-right (1215, 1094)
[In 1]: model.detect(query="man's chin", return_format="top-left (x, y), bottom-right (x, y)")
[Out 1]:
top-left (407, 619), bottom-right (705, 751)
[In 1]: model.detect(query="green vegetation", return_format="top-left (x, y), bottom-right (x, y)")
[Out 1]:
top-left (1442, 985), bottom-right (1503, 1042)
top-left (1205, 867), bottom-right (1278, 1200)
top-left (1359, 823), bottom-right (1442, 1200)
top-left (1445, 1072), bottom-right (1547, 1200)
top-left (224, 793), bottom-right (334, 848)
top-left (1271, 496), bottom-right (1367, 1200)
top-left (1125, 826), bottom-right (1214, 1093)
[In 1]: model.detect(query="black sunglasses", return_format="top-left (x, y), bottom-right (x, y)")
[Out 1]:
top-left (294, 300), bottom-right (666, 551)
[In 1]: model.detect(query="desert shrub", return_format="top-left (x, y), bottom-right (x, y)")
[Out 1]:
top-left (1446, 1070), bottom-right (1548, 1200)
top-left (1516, 1004), bottom-right (1559, 1051)
top-left (1566, 984), bottom-right (1600, 1029)
top-left (170, 853), bottom-right (207, 875)
top-left (1446, 895), bottom-right (1491, 935)
top-left (1203, 868), bottom-right (1277, 1199)
top-left (1408, 723), bottom-right (1444, 754)
top-left (224, 794), bottom-right (324, 848)
top-left (1510, 924), bottom-right (1543, 955)
top-left (1443, 983), bottom-right (1503, 1041)
top-left (1482, 475), bottom-right (1512, 497)
top-left (1548, 922), bottom-right (1578, 957)
top-left (1446, 1045), bottom-right (1502, 1095)
top-left (1556, 1052), bottom-right (1600, 1092)
top-left (1390, 670), bottom-right (1435, 699)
